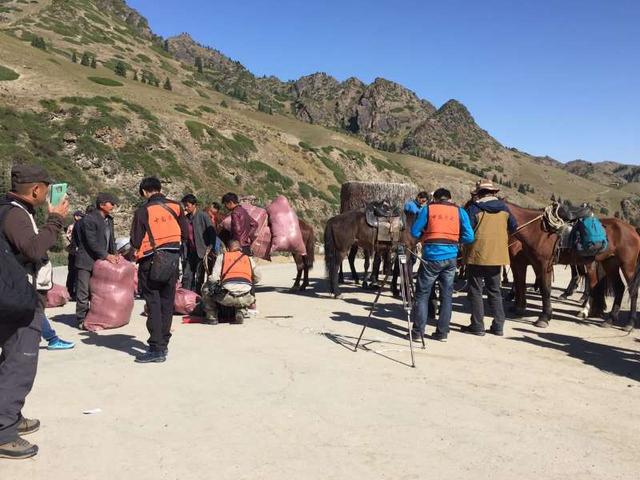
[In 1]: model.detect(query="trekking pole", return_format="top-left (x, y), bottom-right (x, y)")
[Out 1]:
top-left (398, 247), bottom-right (416, 367)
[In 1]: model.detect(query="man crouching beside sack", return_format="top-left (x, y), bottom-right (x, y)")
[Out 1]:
top-left (202, 240), bottom-right (261, 325)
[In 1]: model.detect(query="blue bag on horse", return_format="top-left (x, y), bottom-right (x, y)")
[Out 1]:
top-left (575, 216), bottom-right (608, 255)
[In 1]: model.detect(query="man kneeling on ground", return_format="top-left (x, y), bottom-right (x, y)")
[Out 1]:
top-left (202, 240), bottom-right (261, 325)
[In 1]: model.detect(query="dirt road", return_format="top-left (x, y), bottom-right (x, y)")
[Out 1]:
top-left (4, 263), bottom-right (639, 479)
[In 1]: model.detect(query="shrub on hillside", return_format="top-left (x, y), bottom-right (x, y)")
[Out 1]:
top-left (0, 65), bottom-right (19, 82)
top-left (88, 76), bottom-right (123, 87)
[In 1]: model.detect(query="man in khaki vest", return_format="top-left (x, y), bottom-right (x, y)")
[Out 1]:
top-left (463, 180), bottom-right (517, 336)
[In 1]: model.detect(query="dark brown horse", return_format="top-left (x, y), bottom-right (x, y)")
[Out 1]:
top-left (324, 210), bottom-right (417, 298)
top-left (507, 202), bottom-right (640, 331)
top-left (291, 219), bottom-right (316, 291)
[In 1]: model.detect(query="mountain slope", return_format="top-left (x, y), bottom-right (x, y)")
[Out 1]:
top-left (0, 0), bottom-right (638, 230)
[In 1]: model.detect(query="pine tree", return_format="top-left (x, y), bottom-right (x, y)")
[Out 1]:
top-left (492, 173), bottom-right (499, 183)
top-left (220, 100), bottom-right (228, 108)
top-left (80, 52), bottom-right (90, 66)
top-left (195, 57), bottom-right (203, 74)
top-left (114, 61), bottom-right (127, 77)
top-left (550, 193), bottom-right (556, 202)
top-left (154, 79), bottom-right (160, 87)
top-left (163, 77), bottom-right (172, 91)
top-left (163, 39), bottom-right (169, 52)
top-left (32, 37), bottom-right (46, 50)
top-left (133, 70), bottom-right (139, 81)
top-left (71, 51), bottom-right (78, 63)
top-left (90, 57), bottom-right (97, 68)
top-left (518, 184), bottom-right (526, 194)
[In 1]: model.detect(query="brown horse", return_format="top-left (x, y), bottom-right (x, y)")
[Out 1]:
top-left (324, 210), bottom-right (417, 298)
top-left (291, 219), bottom-right (316, 292)
top-left (507, 202), bottom-right (640, 331)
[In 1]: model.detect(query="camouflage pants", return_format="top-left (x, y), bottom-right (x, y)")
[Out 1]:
top-left (201, 283), bottom-right (254, 321)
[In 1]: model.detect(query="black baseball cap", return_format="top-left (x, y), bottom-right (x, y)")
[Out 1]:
top-left (11, 164), bottom-right (53, 185)
top-left (95, 192), bottom-right (119, 206)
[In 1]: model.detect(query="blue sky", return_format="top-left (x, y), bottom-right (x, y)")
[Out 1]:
top-left (128, 0), bottom-right (640, 164)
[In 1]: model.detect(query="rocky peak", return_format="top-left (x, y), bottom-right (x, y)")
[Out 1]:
top-left (93, 0), bottom-right (154, 39)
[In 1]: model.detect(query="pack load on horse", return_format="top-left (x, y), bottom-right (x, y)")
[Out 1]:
top-left (219, 196), bottom-right (315, 292)
top-left (506, 200), bottom-right (640, 331)
top-left (338, 181), bottom-right (418, 288)
top-left (325, 182), bottom-right (419, 299)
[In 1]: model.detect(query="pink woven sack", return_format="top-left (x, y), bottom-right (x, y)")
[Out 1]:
top-left (243, 204), bottom-right (271, 260)
top-left (174, 288), bottom-right (200, 315)
top-left (84, 260), bottom-right (136, 332)
top-left (267, 196), bottom-right (306, 256)
top-left (45, 284), bottom-right (70, 308)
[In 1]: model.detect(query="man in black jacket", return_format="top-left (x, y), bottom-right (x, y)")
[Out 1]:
top-left (0, 165), bottom-right (68, 459)
top-left (131, 177), bottom-right (188, 363)
top-left (181, 194), bottom-right (217, 292)
top-left (74, 193), bottom-right (119, 328)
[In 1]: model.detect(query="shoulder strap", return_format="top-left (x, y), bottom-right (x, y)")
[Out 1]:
top-left (220, 253), bottom-right (248, 282)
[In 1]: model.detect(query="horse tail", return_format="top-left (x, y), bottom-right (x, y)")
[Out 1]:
top-left (324, 220), bottom-right (337, 292)
top-left (628, 251), bottom-right (640, 299)
top-left (304, 222), bottom-right (316, 270)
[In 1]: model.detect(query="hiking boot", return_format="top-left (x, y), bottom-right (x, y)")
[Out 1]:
top-left (0, 437), bottom-right (38, 459)
top-left (461, 325), bottom-right (485, 336)
top-left (232, 311), bottom-right (246, 324)
top-left (134, 350), bottom-right (166, 364)
top-left (431, 331), bottom-right (448, 342)
top-left (487, 327), bottom-right (504, 337)
top-left (47, 338), bottom-right (75, 350)
top-left (202, 317), bottom-right (219, 325)
top-left (407, 329), bottom-right (423, 342)
top-left (17, 417), bottom-right (40, 436)
top-left (622, 320), bottom-right (635, 332)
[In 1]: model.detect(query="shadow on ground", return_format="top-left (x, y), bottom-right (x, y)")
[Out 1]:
top-left (79, 331), bottom-right (147, 357)
top-left (510, 327), bottom-right (640, 382)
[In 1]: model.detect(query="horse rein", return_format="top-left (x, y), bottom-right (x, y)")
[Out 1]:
top-left (508, 214), bottom-right (543, 248)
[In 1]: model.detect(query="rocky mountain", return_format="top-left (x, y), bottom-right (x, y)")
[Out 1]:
top-left (0, 0), bottom-right (638, 233)
top-left (564, 159), bottom-right (640, 185)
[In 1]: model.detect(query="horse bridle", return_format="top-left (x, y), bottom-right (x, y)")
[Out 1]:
top-left (508, 214), bottom-right (543, 248)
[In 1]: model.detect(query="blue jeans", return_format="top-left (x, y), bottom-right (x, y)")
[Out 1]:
top-left (412, 258), bottom-right (457, 334)
top-left (41, 314), bottom-right (58, 342)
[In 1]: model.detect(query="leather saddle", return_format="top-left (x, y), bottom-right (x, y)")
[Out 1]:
top-left (365, 200), bottom-right (400, 228)
top-left (364, 200), bottom-right (403, 244)
top-left (557, 204), bottom-right (592, 222)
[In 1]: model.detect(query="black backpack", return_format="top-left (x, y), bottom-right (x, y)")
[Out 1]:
top-left (0, 200), bottom-right (38, 324)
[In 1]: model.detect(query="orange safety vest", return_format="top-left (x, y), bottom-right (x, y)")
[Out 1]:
top-left (421, 202), bottom-right (460, 244)
top-left (221, 251), bottom-right (253, 284)
top-left (137, 201), bottom-right (182, 260)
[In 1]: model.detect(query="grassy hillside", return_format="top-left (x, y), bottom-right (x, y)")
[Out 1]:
top-left (0, 0), bottom-right (637, 233)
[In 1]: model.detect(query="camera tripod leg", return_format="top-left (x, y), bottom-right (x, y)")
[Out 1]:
top-left (354, 265), bottom-right (394, 351)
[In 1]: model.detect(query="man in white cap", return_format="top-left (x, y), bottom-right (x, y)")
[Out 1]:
top-left (463, 179), bottom-right (517, 336)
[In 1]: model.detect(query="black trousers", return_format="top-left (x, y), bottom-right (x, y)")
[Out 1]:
top-left (0, 309), bottom-right (43, 444)
top-left (467, 265), bottom-right (506, 332)
top-left (66, 254), bottom-right (77, 298)
top-left (138, 257), bottom-right (178, 351)
top-left (75, 268), bottom-right (91, 321)
top-left (181, 250), bottom-right (203, 293)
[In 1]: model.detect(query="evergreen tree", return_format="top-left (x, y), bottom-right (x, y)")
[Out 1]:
top-left (32, 37), bottom-right (46, 50)
top-left (257, 101), bottom-right (272, 114)
top-left (492, 173), bottom-right (499, 183)
top-left (220, 100), bottom-right (228, 108)
top-left (154, 79), bottom-right (160, 87)
top-left (163, 77), bottom-right (172, 90)
top-left (80, 52), bottom-right (90, 66)
top-left (550, 193), bottom-right (556, 202)
top-left (133, 70), bottom-right (139, 81)
top-left (114, 61), bottom-right (127, 77)
top-left (195, 57), bottom-right (203, 74)
top-left (71, 51), bottom-right (78, 63)
top-left (163, 39), bottom-right (169, 52)
top-left (518, 184), bottom-right (526, 194)
top-left (90, 57), bottom-right (97, 68)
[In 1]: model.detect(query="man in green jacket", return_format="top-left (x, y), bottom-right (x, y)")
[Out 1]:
top-left (463, 180), bottom-right (517, 336)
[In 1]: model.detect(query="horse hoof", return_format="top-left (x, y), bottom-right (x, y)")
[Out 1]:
top-left (622, 322), bottom-right (634, 332)
top-left (558, 293), bottom-right (569, 300)
top-left (534, 319), bottom-right (549, 328)
top-left (334, 294), bottom-right (343, 300)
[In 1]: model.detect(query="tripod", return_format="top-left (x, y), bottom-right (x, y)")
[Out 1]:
top-left (354, 244), bottom-right (425, 368)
